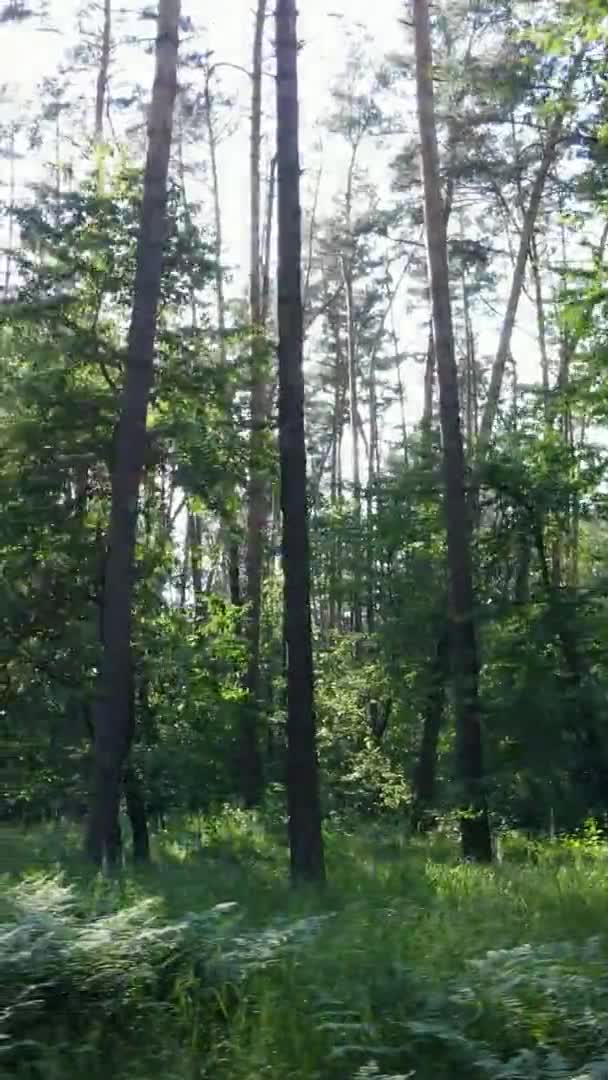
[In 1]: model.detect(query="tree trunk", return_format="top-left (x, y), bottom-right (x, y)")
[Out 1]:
top-left (188, 511), bottom-right (204, 615)
top-left (124, 761), bottom-right (150, 862)
top-left (95, 0), bottom-right (112, 141)
top-left (4, 125), bottom-right (16, 295)
top-left (276, 0), bottom-right (326, 886)
top-left (411, 629), bottom-right (448, 831)
top-left (85, 0), bottom-right (180, 868)
top-left (203, 66), bottom-right (227, 366)
top-left (530, 234), bottom-right (550, 415)
top-left (201, 67), bottom-right (241, 610)
top-left (422, 324), bottom-right (435, 441)
top-left (261, 155), bottom-right (277, 324)
top-left (241, 0), bottom-right (268, 808)
top-left (341, 250), bottom-right (363, 635)
top-left (413, 0), bottom-right (492, 863)
top-left (389, 308), bottom-right (408, 466)
top-left (461, 266), bottom-right (476, 450)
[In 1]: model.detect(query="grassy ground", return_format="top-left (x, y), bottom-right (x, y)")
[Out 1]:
top-left (3, 812), bottom-right (608, 1079)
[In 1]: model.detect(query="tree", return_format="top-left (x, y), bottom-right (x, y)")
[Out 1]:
top-left (276, 0), bottom-right (325, 885)
top-left (412, 0), bottom-right (492, 862)
top-left (85, 0), bottom-right (181, 868)
top-left (478, 47), bottom-right (586, 453)
top-left (94, 0), bottom-right (112, 143)
top-left (241, 0), bottom-right (269, 807)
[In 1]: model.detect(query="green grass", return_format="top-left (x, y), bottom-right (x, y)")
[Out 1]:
top-left (3, 813), bottom-right (608, 1079)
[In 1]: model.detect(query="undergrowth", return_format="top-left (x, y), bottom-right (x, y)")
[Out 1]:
top-left (2, 813), bottom-right (608, 1079)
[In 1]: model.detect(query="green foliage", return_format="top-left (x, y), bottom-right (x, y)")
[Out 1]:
top-left (5, 820), bottom-right (608, 1079)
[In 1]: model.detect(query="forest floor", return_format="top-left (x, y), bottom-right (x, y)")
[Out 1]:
top-left (3, 812), bottom-right (608, 1080)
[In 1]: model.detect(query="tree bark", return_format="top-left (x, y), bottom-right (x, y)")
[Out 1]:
top-left (413, 0), bottom-right (492, 862)
top-left (241, 0), bottom-right (268, 808)
top-left (124, 761), bottom-right (150, 862)
top-left (530, 234), bottom-right (550, 416)
top-left (201, 66), bottom-right (241, 609)
top-left (4, 125), bottom-right (16, 295)
top-left (276, 0), bottom-right (326, 885)
top-left (411, 628), bottom-right (448, 831)
top-left (188, 511), bottom-right (204, 616)
top-left (95, 0), bottom-right (112, 142)
top-left (85, 0), bottom-right (180, 868)
top-left (341, 250), bottom-right (363, 634)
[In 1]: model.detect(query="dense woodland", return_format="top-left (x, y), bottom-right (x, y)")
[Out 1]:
top-left (3, 0), bottom-right (608, 1077)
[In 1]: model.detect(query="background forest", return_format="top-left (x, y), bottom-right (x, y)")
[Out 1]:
top-left (4, 0), bottom-right (608, 1078)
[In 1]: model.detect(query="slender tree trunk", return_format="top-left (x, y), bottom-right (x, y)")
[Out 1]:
top-left (95, 0), bottom-right (112, 141)
top-left (341, 255), bottom-right (362, 634)
top-left (389, 308), bottom-right (408, 465)
top-left (261, 155), bottom-right (277, 323)
top-left (124, 761), bottom-right (150, 862)
top-left (85, 0), bottom-right (180, 868)
top-left (203, 67), bottom-right (227, 364)
top-left (179, 521), bottom-right (190, 608)
top-left (411, 629), bottom-right (448, 831)
top-left (413, 0), bottom-right (492, 862)
top-left (201, 69), bottom-right (241, 607)
top-left (366, 338), bottom-right (379, 634)
top-left (189, 511), bottom-right (204, 614)
top-left (276, 0), bottom-right (325, 885)
top-left (241, 0), bottom-right (268, 808)
top-left (531, 234), bottom-right (550, 415)
top-left (461, 268), bottom-right (476, 450)
top-left (328, 331), bottom-right (343, 631)
top-left (478, 49), bottom-right (584, 451)
top-left (422, 324), bottom-right (435, 440)
top-left (4, 125), bottom-right (16, 296)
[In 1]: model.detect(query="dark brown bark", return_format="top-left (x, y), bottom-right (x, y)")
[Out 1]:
top-left (241, 0), bottom-right (268, 807)
top-left (124, 762), bottom-right (150, 862)
top-left (276, 0), bottom-right (325, 885)
top-left (85, 0), bottom-right (180, 868)
top-left (228, 536), bottom-right (241, 606)
top-left (413, 0), bottom-right (492, 862)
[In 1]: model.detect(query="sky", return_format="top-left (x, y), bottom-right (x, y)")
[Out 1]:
top-left (0, 0), bottom-right (578, 440)
top-left (1, 0), bottom-right (402, 284)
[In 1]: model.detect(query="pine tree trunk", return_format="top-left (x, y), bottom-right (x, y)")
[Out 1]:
top-left (341, 251), bottom-right (363, 635)
top-left (95, 0), bottom-right (112, 141)
top-left (276, 0), bottom-right (325, 886)
top-left (85, 0), bottom-right (180, 868)
top-left (531, 234), bottom-right (550, 415)
top-left (203, 64), bottom-right (242, 601)
top-left (413, 0), bottom-right (492, 862)
top-left (422, 325), bottom-right (435, 441)
top-left (241, 0), bottom-right (268, 808)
